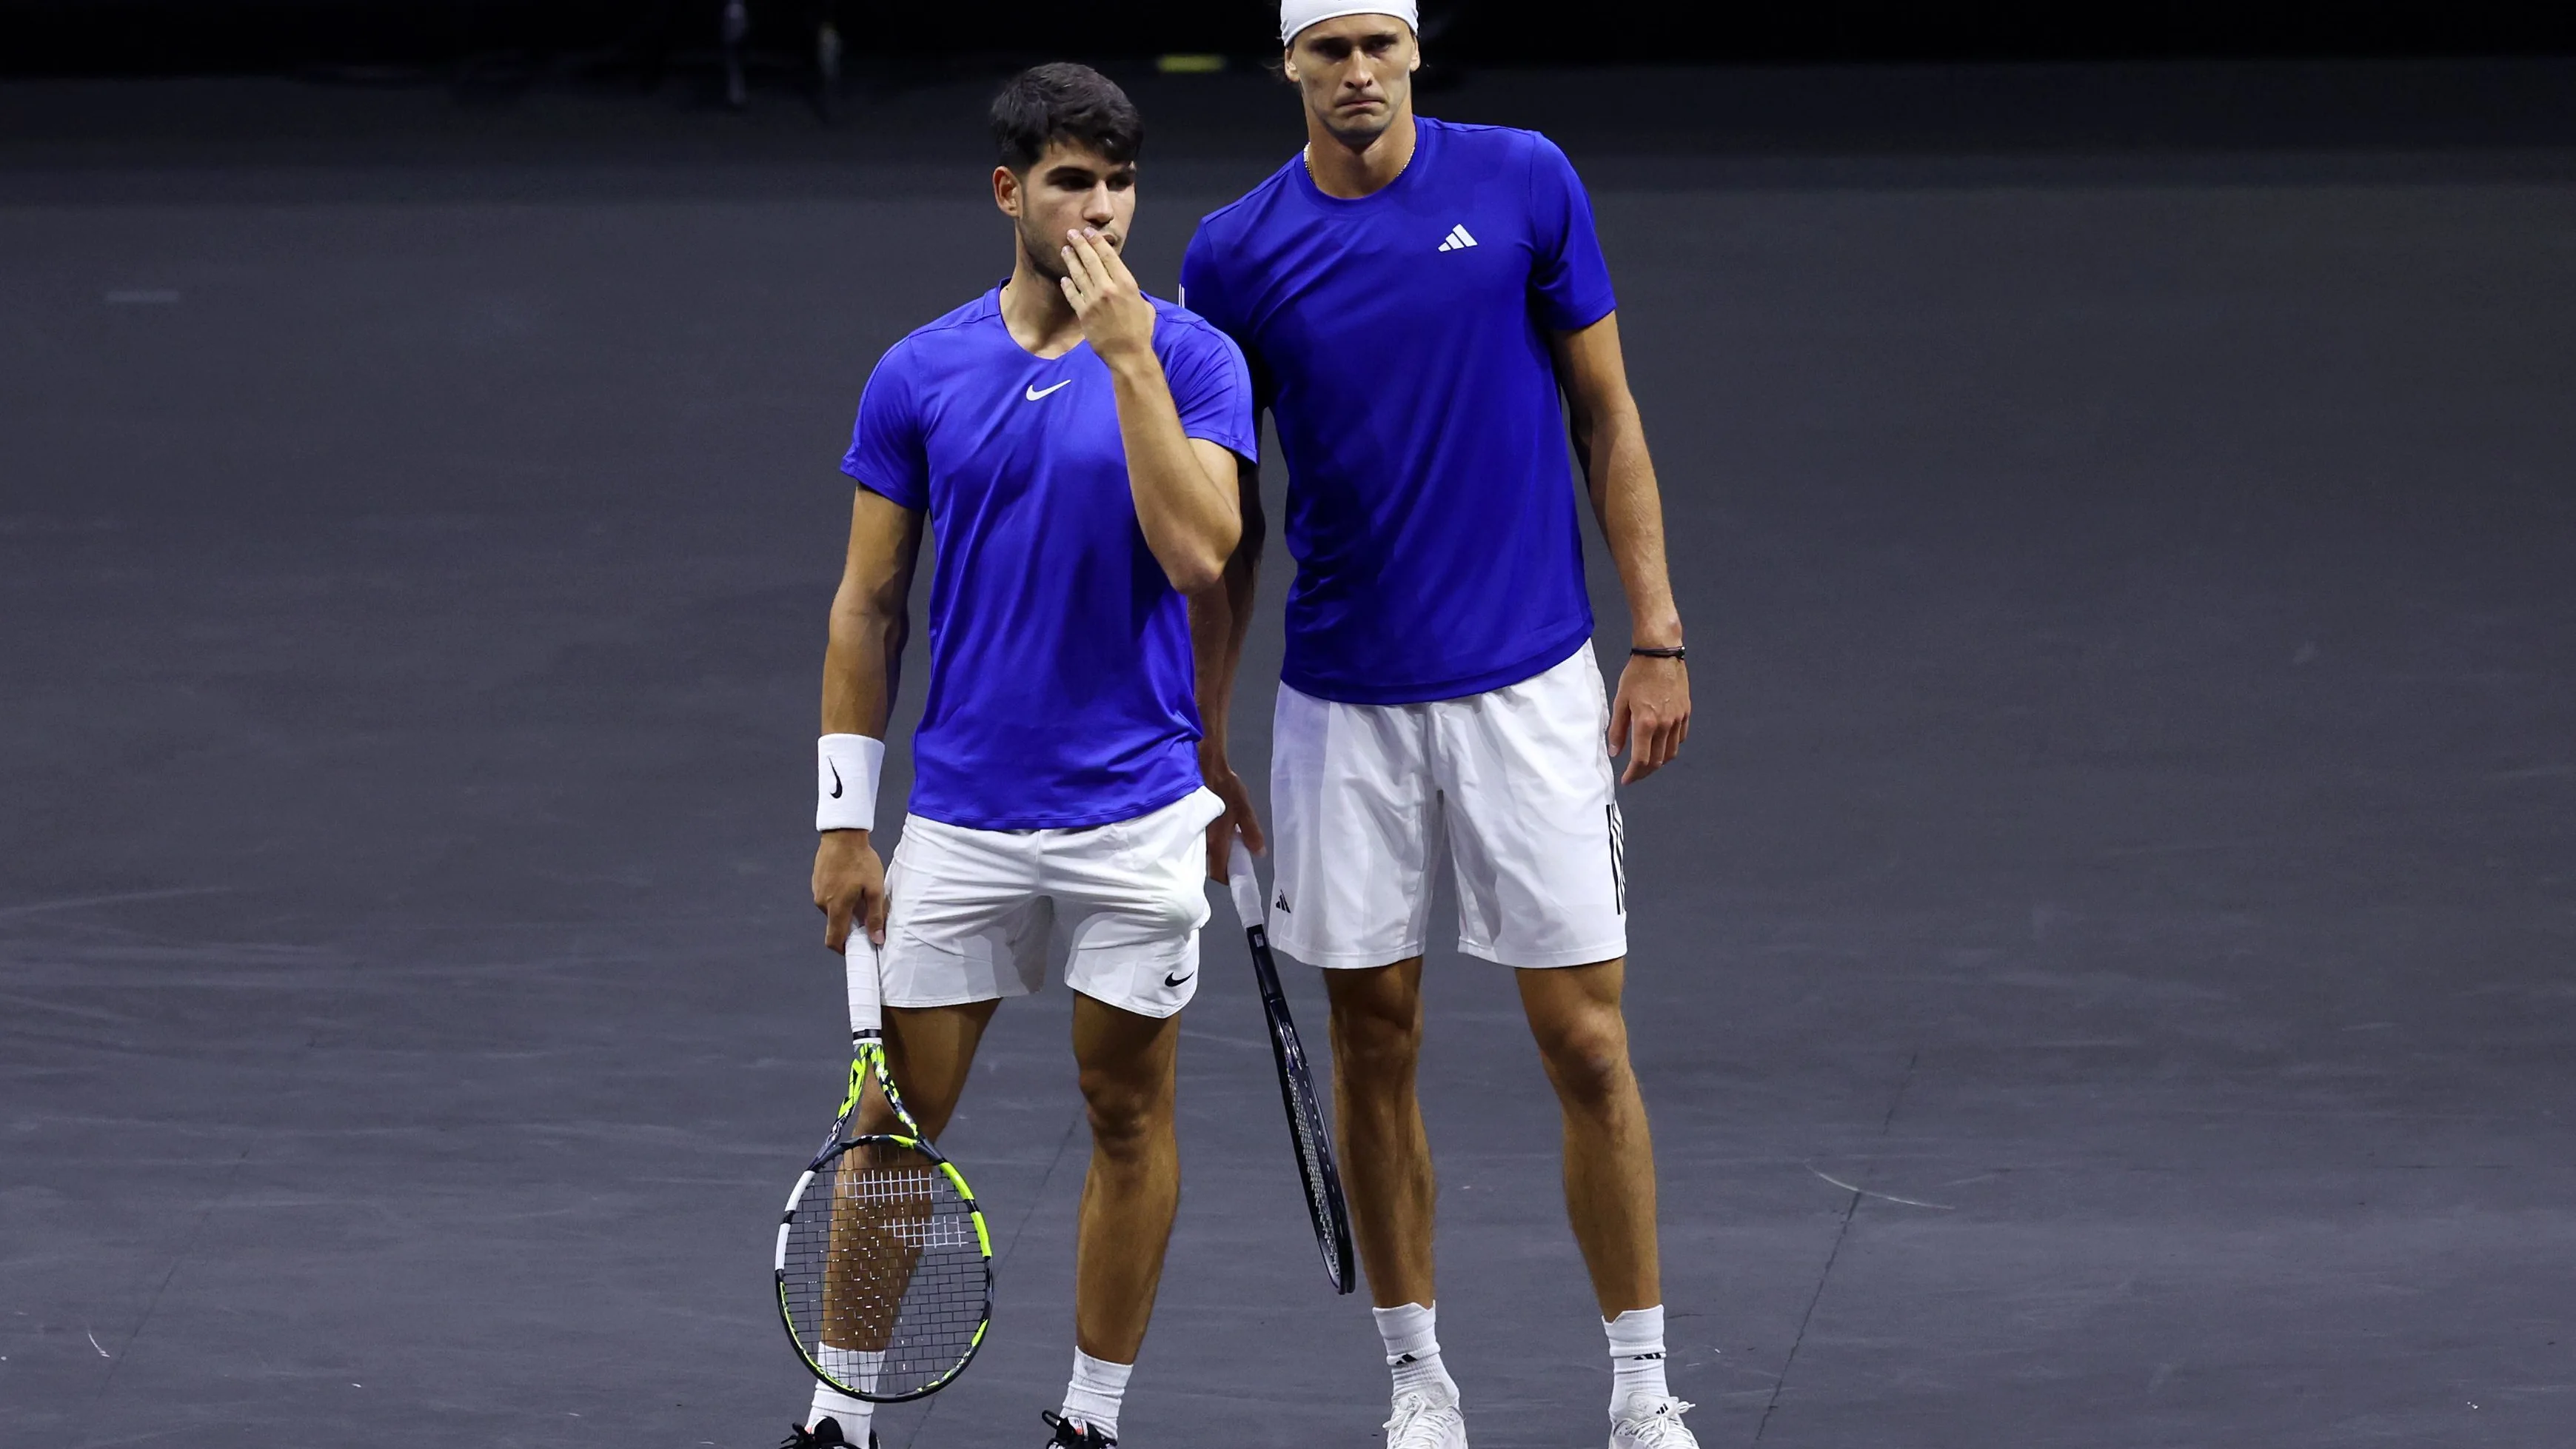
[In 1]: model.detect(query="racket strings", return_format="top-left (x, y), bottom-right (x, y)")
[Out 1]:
top-left (1293, 1105), bottom-right (1344, 1254)
top-left (782, 1140), bottom-right (987, 1399)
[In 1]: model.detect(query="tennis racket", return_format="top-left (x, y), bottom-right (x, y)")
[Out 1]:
top-left (775, 941), bottom-right (994, 1400)
top-left (1227, 838), bottom-right (1356, 1294)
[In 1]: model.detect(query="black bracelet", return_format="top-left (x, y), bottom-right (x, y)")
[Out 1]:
top-left (1630, 645), bottom-right (1687, 660)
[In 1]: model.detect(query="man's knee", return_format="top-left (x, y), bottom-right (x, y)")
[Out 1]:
top-left (1540, 1027), bottom-right (1635, 1109)
top-left (1077, 1054), bottom-right (1173, 1154)
top-left (1528, 978), bottom-right (1636, 1111)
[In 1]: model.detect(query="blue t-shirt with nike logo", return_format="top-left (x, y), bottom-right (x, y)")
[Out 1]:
top-left (1179, 117), bottom-right (1618, 705)
top-left (841, 286), bottom-right (1256, 829)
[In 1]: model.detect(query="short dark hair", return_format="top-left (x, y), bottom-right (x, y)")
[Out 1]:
top-left (991, 62), bottom-right (1143, 173)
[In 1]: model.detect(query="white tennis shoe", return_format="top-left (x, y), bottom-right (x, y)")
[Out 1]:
top-left (1608, 1396), bottom-right (1698, 1449)
top-left (1383, 1388), bottom-right (1468, 1449)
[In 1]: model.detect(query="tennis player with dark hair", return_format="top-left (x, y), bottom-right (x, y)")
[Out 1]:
top-left (792, 62), bottom-right (1254, 1449)
top-left (1180, 7), bottom-right (1696, 1448)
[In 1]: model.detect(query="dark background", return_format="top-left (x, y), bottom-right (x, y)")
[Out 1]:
top-left (6, 3), bottom-right (2575, 1447)
top-left (7, 0), bottom-right (2576, 78)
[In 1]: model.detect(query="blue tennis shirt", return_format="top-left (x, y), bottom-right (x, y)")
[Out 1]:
top-left (1180, 117), bottom-right (1618, 705)
top-left (840, 287), bottom-right (1256, 830)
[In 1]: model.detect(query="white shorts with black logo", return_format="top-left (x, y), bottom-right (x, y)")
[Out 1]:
top-left (1268, 643), bottom-right (1628, 971)
top-left (877, 786), bottom-right (1225, 1020)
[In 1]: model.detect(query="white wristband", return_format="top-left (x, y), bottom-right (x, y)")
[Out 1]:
top-left (816, 734), bottom-right (885, 833)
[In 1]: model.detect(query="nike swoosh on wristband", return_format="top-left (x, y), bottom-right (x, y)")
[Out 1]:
top-left (1163, 970), bottom-right (1194, 988)
top-left (1024, 380), bottom-right (1071, 401)
top-left (829, 763), bottom-right (843, 799)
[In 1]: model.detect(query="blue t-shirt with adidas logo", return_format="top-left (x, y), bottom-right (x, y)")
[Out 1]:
top-left (1179, 117), bottom-right (1618, 705)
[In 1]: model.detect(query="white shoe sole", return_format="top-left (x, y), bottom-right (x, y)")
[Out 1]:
top-left (1387, 1408), bottom-right (1466, 1449)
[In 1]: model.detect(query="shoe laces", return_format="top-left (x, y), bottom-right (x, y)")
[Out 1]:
top-left (1615, 1397), bottom-right (1698, 1448)
top-left (1382, 1390), bottom-right (1459, 1448)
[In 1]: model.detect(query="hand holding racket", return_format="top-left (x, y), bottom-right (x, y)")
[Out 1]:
top-left (1228, 839), bottom-right (1356, 1294)
top-left (775, 943), bottom-right (994, 1399)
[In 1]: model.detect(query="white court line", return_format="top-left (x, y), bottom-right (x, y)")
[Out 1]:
top-left (1178, 1028), bottom-right (1266, 1051)
top-left (1807, 1165), bottom-right (1953, 1211)
top-left (0, 886), bottom-right (231, 920)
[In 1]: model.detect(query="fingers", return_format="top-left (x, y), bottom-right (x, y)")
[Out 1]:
top-left (1202, 814), bottom-right (1268, 881)
top-left (1090, 230), bottom-right (1140, 290)
top-left (823, 891), bottom-right (854, 954)
top-left (1073, 227), bottom-right (1130, 286)
top-left (1202, 777), bottom-right (1268, 880)
top-left (820, 880), bottom-right (886, 951)
top-left (1619, 717), bottom-right (1661, 783)
top-left (863, 881), bottom-right (890, 949)
top-left (1611, 657), bottom-right (1693, 783)
top-left (1220, 777), bottom-right (1267, 859)
top-left (1062, 229), bottom-right (1114, 298)
top-left (1057, 234), bottom-right (1099, 312)
top-left (1617, 707), bottom-right (1689, 783)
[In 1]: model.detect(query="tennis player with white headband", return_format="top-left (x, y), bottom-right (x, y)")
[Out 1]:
top-left (1181, 4), bottom-right (1697, 1449)
top-left (1276, 0), bottom-right (1416, 44)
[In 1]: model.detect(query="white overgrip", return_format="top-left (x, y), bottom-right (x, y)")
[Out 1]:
top-left (1226, 837), bottom-right (1265, 931)
top-left (845, 937), bottom-right (886, 1035)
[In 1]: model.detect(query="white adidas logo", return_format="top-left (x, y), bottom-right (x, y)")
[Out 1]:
top-left (1436, 223), bottom-right (1479, 252)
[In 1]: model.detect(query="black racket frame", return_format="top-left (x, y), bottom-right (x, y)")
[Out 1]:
top-left (1243, 917), bottom-right (1357, 1294)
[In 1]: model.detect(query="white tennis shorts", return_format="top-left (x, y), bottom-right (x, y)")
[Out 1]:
top-left (1269, 642), bottom-right (1628, 971)
top-left (878, 786), bottom-right (1225, 1020)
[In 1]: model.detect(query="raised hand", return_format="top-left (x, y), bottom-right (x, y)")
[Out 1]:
top-left (1060, 228), bottom-right (1158, 363)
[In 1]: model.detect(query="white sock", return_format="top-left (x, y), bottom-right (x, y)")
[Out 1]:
top-left (1372, 1301), bottom-right (1459, 1403)
top-left (1061, 1348), bottom-right (1133, 1442)
top-left (1605, 1305), bottom-right (1670, 1413)
top-left (809, 1347), bottom-right (881, 1441)
top-left (806, 1382), bottom-right (872, 1442)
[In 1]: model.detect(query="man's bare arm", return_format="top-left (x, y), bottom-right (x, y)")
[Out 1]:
top-left (1064, 231), bottom-right (1242, 591)
top-left (1552, 312), bottom-right (1691, 783)
top-left (1191, 455), bottom-right (1268, 878)
top-left (814, 486), bottom-right (926, 951)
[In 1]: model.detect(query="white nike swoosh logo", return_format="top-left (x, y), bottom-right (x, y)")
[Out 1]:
top-left (1024, 380), bottom-right (1071, 401)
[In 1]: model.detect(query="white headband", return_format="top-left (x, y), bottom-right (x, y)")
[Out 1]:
top-left (1279, 1), bottom-right (1419, 46)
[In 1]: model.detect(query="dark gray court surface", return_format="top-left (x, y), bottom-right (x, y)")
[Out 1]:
top-left (5, 59), bottom-right (2574, 1449)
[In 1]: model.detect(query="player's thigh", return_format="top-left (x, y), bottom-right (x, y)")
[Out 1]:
top-left (1068, 991), bottom-right (1182, 1131)
top-left (880, 815), bottom-right (1051, 1008)
top-left (1433, 645), bottom-right (1630, 969)
top-left (1269, 680), bottom-right (1440, 970)
top-left (1046, 788), bottom-right (1222, 1021)
top-left (1320, 955), bottom-right (1429, 1078)
top-left (880, 999), bottom-right (1000, 1136)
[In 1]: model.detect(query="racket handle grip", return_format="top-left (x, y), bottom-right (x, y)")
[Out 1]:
top-left (1226, 837), bottom-right (1264, 931)
top-left (845, 938), bottom-right (886, 1036)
